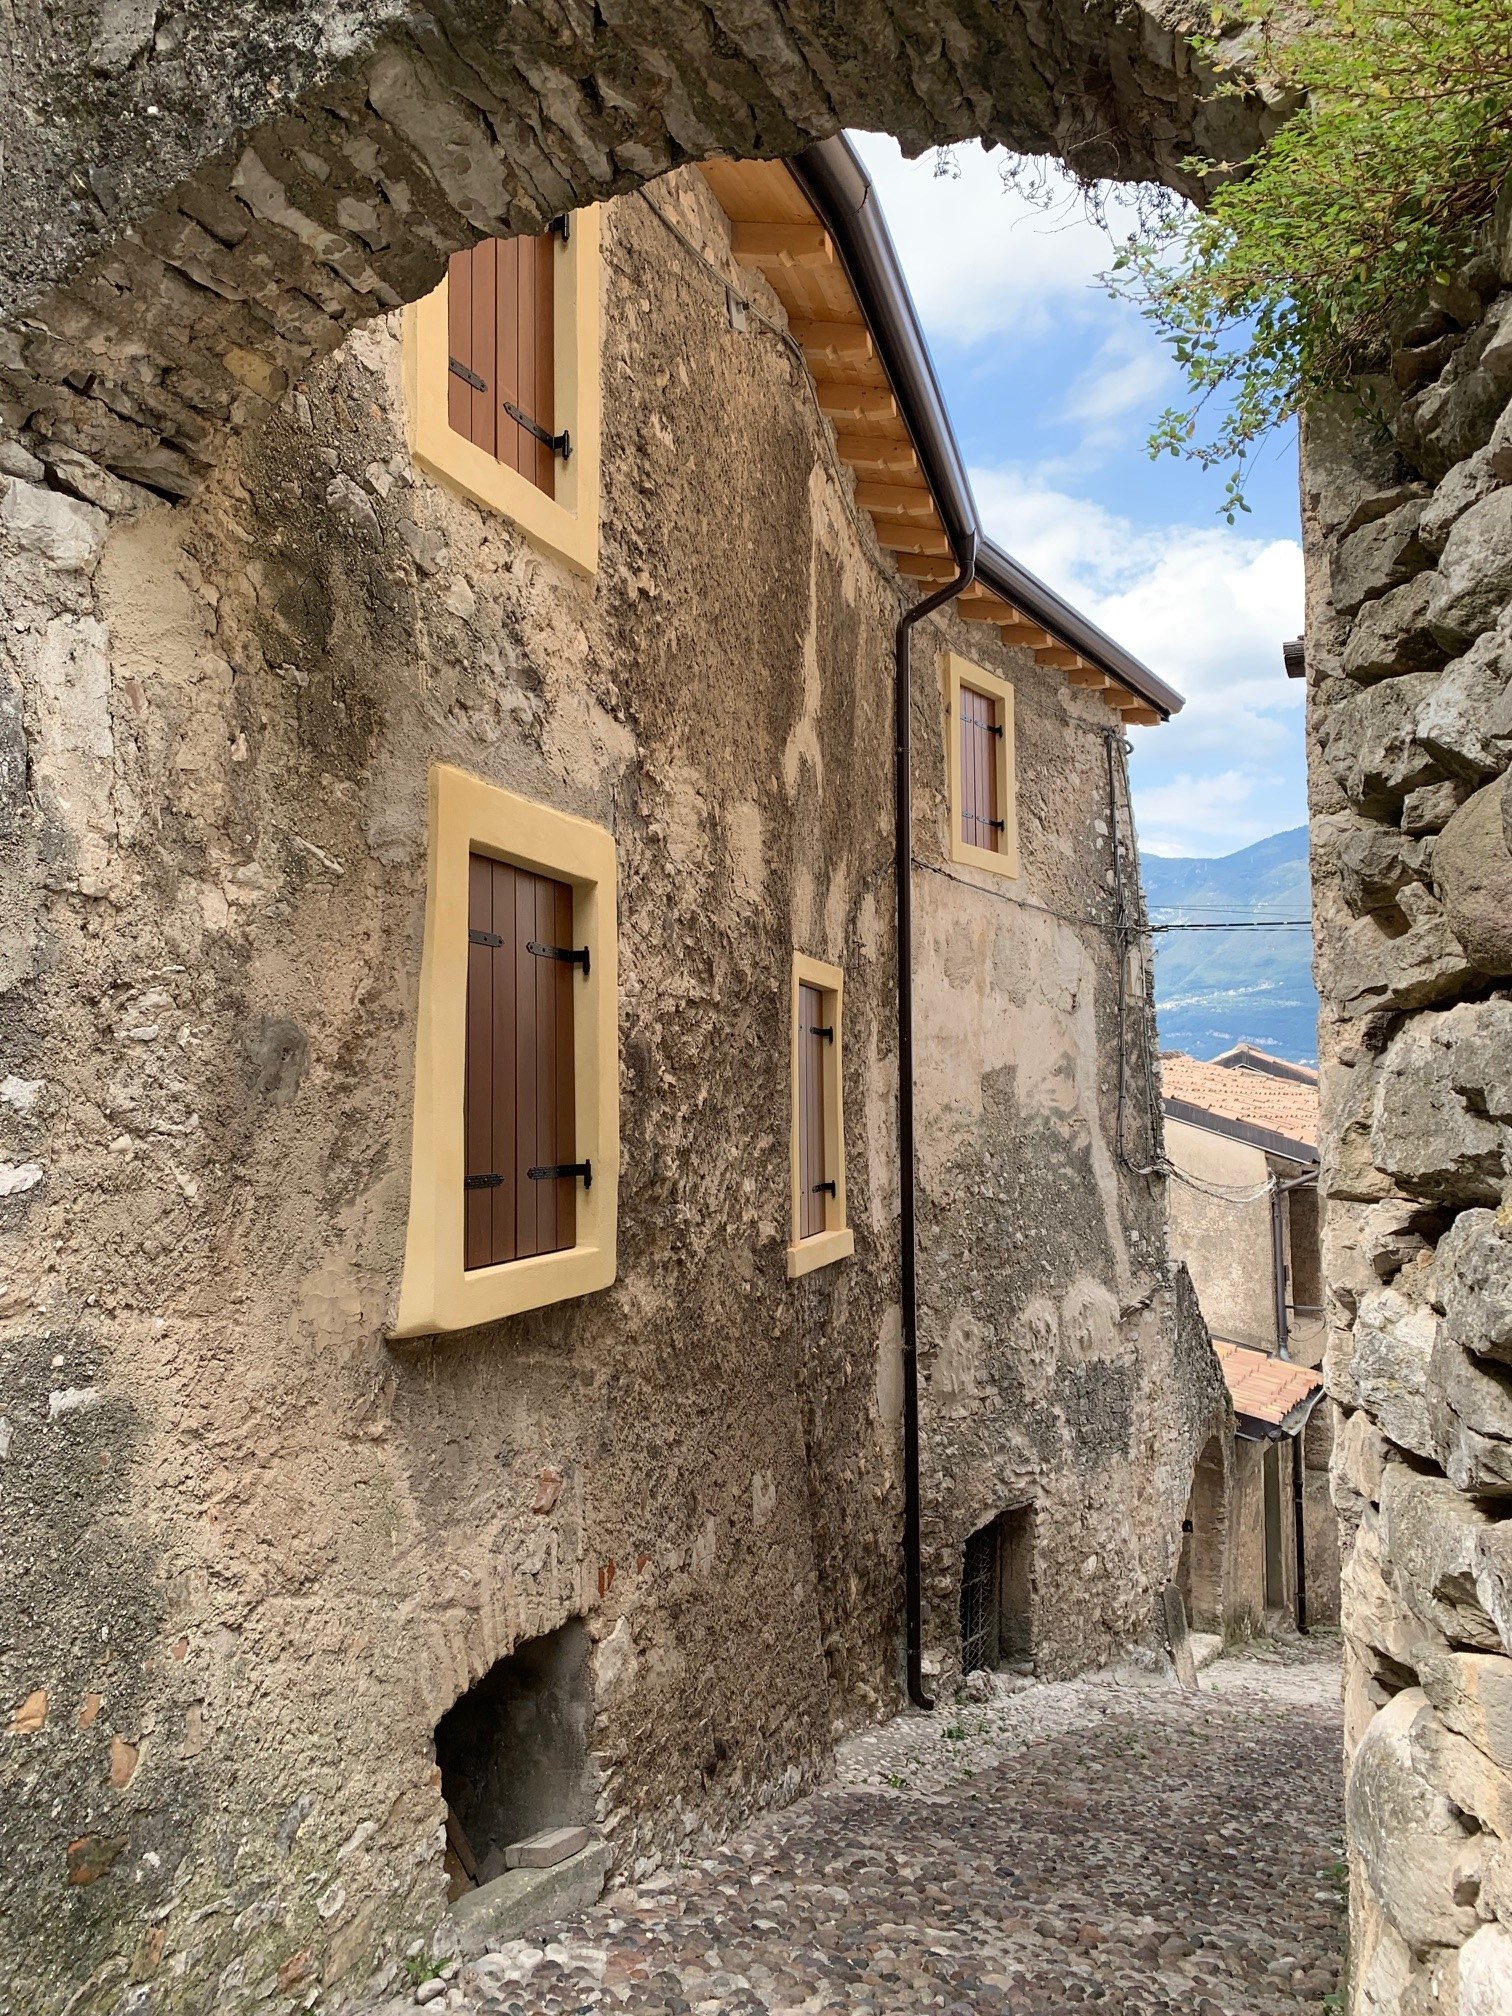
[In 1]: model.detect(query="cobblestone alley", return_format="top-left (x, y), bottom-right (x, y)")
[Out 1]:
top-left (373, 1641), bottom-right (1345, 2016)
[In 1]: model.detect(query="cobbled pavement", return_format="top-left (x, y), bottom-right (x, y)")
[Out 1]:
top-left (367, 1638), bottom-right (1345, 2016)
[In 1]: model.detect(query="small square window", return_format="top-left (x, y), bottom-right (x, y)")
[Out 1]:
top-left (393, 766), bottom-right (618, 1336)
top-left (787, 953), bottom-right (853, 1280)
top-left (944, 653), bottom-right (1018, 879)
top-left (404, 211), bottom-right (601, 575)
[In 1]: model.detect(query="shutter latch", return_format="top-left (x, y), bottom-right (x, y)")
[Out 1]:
top-left (988, 721), bottom-right (1005, 738)
top-left (810, 1023), bottom-right (835, 1043)
top-left (465, 1172), bottom-right (504, 1190)
top-left (812, 1180), bottom-right (837, 1197)
top-left (503, 401), bottom-right (572, 462)
top-left (449, 357), bottom-right (488, 392)
top-left (529, 1160), bottom-right (592, 1189)
top-left (527, 938), bottom-right (589, 977)
top-left (549, 213), bottom-right (571, 244)
top-left (987, 819), bottom-right (1006, 832)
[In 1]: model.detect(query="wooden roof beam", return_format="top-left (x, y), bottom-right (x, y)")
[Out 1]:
top-left (816, 385), bottom-right (898, 422)
top-left (855, 481), bottom-right (935, 520)
top-left (893, 553), bottom-right (957, 582)
top-left (1000, 621), bottom-right (1054, 650)
top-left (1064, 666), bottom-right (1109, 688)
top-left (792, 319), bottom-right (873, 363)
top-left (731, 222), bottom-right (833, 267)
top-left (956, 589), bottom-right (1016, 624)
top-left (875, 525), bottom-right (952, 556)
top-left (835, 435), bottom-right (919, 477)
top-left (1034, 646), bottom-right (1081, 670)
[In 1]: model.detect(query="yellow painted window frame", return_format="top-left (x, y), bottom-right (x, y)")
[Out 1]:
top-left (944, 651), bottom-right (1019, 879)
top-left (787, 952), bottom-right (854, 1281)
top-left (402, 208), bottom-right (602, 576)
top-left (393, 764), bottom-right (618, 1337)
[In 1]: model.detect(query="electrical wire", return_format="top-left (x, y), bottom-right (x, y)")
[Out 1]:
top-left (1152, 919), bottom-right (1312, 933)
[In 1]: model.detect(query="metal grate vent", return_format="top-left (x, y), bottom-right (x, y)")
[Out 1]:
top-left (960, 1521), bottom-right (1001, 1675)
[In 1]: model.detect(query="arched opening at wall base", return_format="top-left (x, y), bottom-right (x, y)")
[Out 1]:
top-left (1176, 1434), bottom-right (1228, 1635)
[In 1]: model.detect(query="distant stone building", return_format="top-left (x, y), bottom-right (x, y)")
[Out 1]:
top-left (1162, 1047), bottom-right (1340, 1635)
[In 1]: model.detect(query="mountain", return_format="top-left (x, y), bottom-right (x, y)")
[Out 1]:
top-left (1140, 826), bottom-right (1318, 1066)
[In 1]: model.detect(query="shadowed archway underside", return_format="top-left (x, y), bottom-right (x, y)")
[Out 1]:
top-left (1, 0), bottom-right (1272, 496)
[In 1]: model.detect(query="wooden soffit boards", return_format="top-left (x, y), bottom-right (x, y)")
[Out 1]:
top-left (697, 157), bottom-right (1150, 727)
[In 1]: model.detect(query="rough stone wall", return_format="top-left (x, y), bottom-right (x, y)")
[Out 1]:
top-left (0, 173), bottom-right (1199, 2015)
top-left (0, 0), bottom-right (1277, 509)
top-left (1304, 190), bottom-right (1512, 2012)
top-left (907, 689), bottom-right (1216, 1684)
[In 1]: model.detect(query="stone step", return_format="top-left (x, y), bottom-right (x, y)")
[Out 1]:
top-left (436, 1840), bottom-right (612, 1960)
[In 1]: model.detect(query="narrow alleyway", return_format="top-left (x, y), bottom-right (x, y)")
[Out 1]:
top-left (376, 1640), bottom-right (1344, 2016)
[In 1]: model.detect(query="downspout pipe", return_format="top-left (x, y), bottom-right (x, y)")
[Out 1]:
top-left (1269, 1178), bottom-right (1290, 1361)
top-left (897, 531), bottom-right (978, 1711)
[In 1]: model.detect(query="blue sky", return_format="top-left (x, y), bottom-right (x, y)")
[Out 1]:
top-left (851, 135), bottom-right (1307, 859)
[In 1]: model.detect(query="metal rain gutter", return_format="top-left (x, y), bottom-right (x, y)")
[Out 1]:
top-left (789, 134), bottom-right (1182, 721)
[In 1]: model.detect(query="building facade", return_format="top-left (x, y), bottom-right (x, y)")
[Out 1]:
top-left (0, 146), bottom-right (1217, 2013)
top-left (1162, 1046), bottom-right (1340, 1637)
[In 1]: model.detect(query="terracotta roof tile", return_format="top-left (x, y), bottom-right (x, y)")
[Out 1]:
top-left (1160, 1051), bottom-right (1319, 1152)
top-left (1214, 1339), bottom-right (1323, 1428)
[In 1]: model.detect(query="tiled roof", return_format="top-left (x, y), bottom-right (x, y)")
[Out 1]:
top-left (1214, 1339), bottom-right (1323, 1433)
top-left (1209, 1044), bottom-right (1318, 1087)
top-left (1160, 1051), bottom-right (1319, 1155)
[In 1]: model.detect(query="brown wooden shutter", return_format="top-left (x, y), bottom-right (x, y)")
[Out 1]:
top-left (446, 234), bottom-right (556, 499)
top-left (797, 982), bottom-right (828, 1240)
top-left (959, 685), bottom-right (1000, 852)
top-left (464, 854), bottom-right (577, 1270)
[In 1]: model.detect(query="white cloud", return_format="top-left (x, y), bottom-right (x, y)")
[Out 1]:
top-left (1060, 324), bottom-right (1176, 445)
top-left (848, 130), bottom-right (1307, 861)
top-left (851, 133), bottom-right (1148, 346)
top-left (1134, 771), bottom-right (1297, 857)
top-left (968, 465), bottom-right (1307, 856)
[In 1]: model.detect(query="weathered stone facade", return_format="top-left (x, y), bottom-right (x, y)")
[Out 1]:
top-left (0, 165), bottom-right (1213, 2013)
top-left (1305, 189), bottom-right (1512, 2014)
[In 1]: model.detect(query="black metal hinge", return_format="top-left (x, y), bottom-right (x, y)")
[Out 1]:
top-left (527, 939), bottom-right (589, 976)
top-left (549, 213), bottom-right (570, 243)
top-left (464, 1172), bottom-right (503, 1190)
top-left (529, 1160), bottom-right (592, 1189)
top-left (503, 401), bottom-right (571, 461)
top-left (449, 357), bottom-right (487, 392)
top-left (470, 927), bottom-right (503, 948)
top-left (810, 1023), bottom-right (834, 1043)
top-left (812, 1179), bottom-right (837, 1198)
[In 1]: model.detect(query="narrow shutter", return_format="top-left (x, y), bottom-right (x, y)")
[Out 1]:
top-left (446, 234), bottom-right (557, 499)
top-left (798, 982), bottom-right (828, 1240)
top-left (959, 685), bottom-right (1000, 852)
top-left (464, 854), bottom-right (577, 1270)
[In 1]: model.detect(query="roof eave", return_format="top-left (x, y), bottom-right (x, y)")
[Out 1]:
top-left (789, 135), bottom-right (1183, 721)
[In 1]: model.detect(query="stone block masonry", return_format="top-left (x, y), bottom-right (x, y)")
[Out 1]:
top-left (1304, 188), bottom-right (1512, 2015)
top-left (0, 0), bottom-right (1278, 507)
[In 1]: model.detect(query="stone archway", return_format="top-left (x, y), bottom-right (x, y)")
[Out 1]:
top-left (0, 0), bottom-right (1277, 499)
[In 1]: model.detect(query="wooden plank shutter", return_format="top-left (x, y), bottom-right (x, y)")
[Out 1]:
top-left (797, 982), bottom-right (828, 1240)
top-left (464, 854), bottom-right (577, 1270)
top-left (959, 685), bottom-right (1000, 852)
top-left (446, 234), bottom-right (556, 499)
